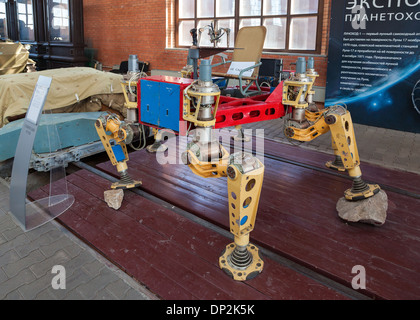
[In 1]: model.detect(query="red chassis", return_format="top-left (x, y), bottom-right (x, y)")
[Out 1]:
top-left (136, 75), bottom-right (285, 134)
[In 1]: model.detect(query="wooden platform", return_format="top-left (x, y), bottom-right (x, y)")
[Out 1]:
top-left (34, 135), bottom-right (420, 300)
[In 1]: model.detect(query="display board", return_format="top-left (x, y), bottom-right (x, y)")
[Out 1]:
top-left (325, 0), bottom-right (420, 133)
top-left (9, 75), bottom-right (74, 231)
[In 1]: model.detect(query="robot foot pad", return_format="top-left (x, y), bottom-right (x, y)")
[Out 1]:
top-left (232, 135), bottom-right (251, 142)
top-left (325, 160), bottom-right (346, 172)
top-left (146, 142), bottom-right (168, 153)
top-left (219, 243), bottom-right (264, 281)
top-left (111, 180), bottom-right (142, 190)
top-left (344, 184), bottom-right (381, 201)
top-left (325, 158), bottom-right (346, 172)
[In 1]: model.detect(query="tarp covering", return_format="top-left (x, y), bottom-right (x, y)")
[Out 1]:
top-left (0, 42), bottom-right (30, 75)
top-left (0, 67), bottom-right (126, 128)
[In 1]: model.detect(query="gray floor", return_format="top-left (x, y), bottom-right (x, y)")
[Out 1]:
top-left (0, 120), bottom-right (419, 300)
top-left (0, 179), bottom-right (158, 300)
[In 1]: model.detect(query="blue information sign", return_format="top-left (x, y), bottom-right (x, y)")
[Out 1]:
top-left (325, 0), bottom-right (420, 133)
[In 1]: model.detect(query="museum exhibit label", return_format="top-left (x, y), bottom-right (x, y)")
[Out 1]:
top-left (325, 0), bottom-right (420, 133)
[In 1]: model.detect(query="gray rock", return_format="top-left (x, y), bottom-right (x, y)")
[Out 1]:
top-left (104, 189), bottom-right (124, 210)
top-left (336, 190), bottom-right (388, 226)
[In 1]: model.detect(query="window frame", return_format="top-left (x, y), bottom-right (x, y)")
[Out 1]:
top-left (47, 0), bottom-right (72, 43)
top-left (175, 0), bottom-right (324, 54)
top-left (16, 0), bottom-right (36, 41)
top-left (0, 0), bottom-right (8, 40)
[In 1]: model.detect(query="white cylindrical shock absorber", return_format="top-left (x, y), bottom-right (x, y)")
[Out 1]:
top-left (191, 59), bottom-right (222, 161)
top-left (306, 57), bottom-right (317, 106)
top-left (291, 57), bottom-right (310, 123)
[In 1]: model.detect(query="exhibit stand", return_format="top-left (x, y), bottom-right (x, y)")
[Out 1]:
top-left (9, 75), bottom-right (74, 231)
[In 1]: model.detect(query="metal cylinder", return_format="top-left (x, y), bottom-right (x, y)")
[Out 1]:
top-left (199, 59), bottom-right (212, 82)
top-left (126, 109), bottom-right (137, 122)
top-left (191, 80), bottom-right (219, 107)
top-left (120, 123), bottom-right (141, 145)
top-left (292, 108), bottom-right (306, 122)
top-left (195, 127), bottom-right (213, 144)
top-left (128, 54), bottom-right (139, 73)
top-left (197, 106), bottom-right (214, 121)
top-left (189, 48), bottom-right (199, 59)
top-left (307, 57), bottom-right (315, 70)
top-left (299, 91), bottom-right (307, 104)
top-left (296, 57), bottom-right (306, 75)
top-left (307, 93), bottom-right (314, 104)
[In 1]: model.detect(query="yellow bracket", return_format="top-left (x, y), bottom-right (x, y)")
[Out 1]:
top-left (186, 145), bottom-right (229, 178)
top-left (183, 90), bottom-right (220, 127)
top-left (285, 115), bottom-right (330, 142)
top-left (305, 108), bottom-right (324, 122)
top-left (121, 82), bottom-right (138, 109)
top-left (282, 79), bottom-right (316, 108)
top-left (307, 73), bottom-right (319, 84)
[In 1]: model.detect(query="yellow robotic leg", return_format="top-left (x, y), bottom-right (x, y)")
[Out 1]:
top-left (95, 114), bottom-right (142, 190)
top-left (219, 152), bottom-right (264, 281)
top-left (324, 106), bottom-right (381, 200)
top-left (284, 105), bottom-right (381, 201)
top-left (183, 60), bottom-right (265, 280)
top-left (185, 147), bottom-right (265, 281)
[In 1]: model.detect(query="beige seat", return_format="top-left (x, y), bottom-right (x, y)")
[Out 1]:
top-left (211, 26), bottom-right (267, 97)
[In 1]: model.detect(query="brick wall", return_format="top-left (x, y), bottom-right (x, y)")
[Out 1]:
top-left (84, 0), bottom-right (332, 87)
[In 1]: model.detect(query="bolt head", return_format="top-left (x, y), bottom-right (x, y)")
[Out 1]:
top-left (227, 166), bottom-right (236, 180)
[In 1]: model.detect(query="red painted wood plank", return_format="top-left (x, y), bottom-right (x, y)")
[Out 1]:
top-left (35, 169), bottom-right (350, 299)
top-left (57, 186), bottom-right (237, 299)
top-left (29, 186), bottom-right (199, 299)
top-left (94, 139), bottom-right (420, 299)
top-left (66, 170), bottom-right (347, 300)
top-left (259, 134), bottom-right (420, 196)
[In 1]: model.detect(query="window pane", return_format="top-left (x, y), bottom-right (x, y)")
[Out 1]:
top-left (240, 0), bottom-right (261, 17)
top-left (0, 1), bottom-right (7, 39)
top-left (198, 0), bottom-right (214, 18)
top-left (216, 0), bottom-right (235, 17)
top-left (239, 18), bottom-right (260, 29)
top-left (179, 0), bottom-right (195, 19)
top-left (17, 0), bottom-right (35, 41)
top-left (49, 0), bottom-right (70, 42)
top-left (216, 19), bottom-right (234, 47)
top-left (289, 17), bottom-right (317, 50)
top-left (18, 3), bottom-right (27, 14)
top-left (291, 0), bottom-right (319, 15)
top-left (179, 20), bottom-right (195, 46)
top-left (197, 19), bottom-right (214, 46)
top-left (263, 18), bottom-right (286, 49)
top-left (263, 0), bottom-right (287, 15)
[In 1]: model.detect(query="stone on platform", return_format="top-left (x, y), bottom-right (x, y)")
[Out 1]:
top-left (104, 189), bottom-right (124, 210)
top-left (336, 190), bottom-right (388, 226)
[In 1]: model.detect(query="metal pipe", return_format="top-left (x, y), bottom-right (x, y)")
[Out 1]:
top-left (128, 55), bottom-right (139, 73)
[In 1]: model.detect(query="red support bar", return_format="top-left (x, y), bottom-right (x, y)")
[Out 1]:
top-left (215, 83), bottom-right (285, 129)
top-left (136, 76), bottom-right (286, 133)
